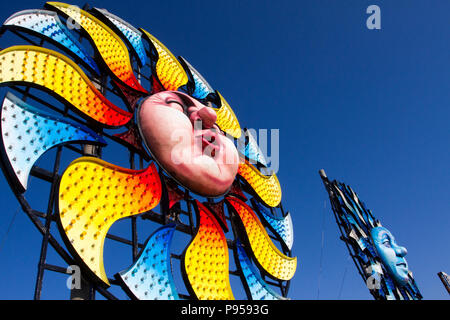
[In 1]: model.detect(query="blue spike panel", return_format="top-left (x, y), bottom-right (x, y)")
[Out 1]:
top-left (342, 183), bottom-right (376, 228)
top-left (254, 202), bottom-right (294, 250)
top-left (191, 71), bottom-right (214, 99)
top-left (116, 224), bottom-right (179, 300)
top-left (181, 58), bottom-right (214, 99)
top-left (0, 92), bottom-right (105, 191)
top-left (95, 8), bottom-right (147, 67)
top-left (237, 130), bottom-right (268, 167)
top-left (235, 240), bottom-right (285, 300)
top-left (334, 184), bottom-right (370, 237)
top-left (3, 9), bottom-right (100, 75)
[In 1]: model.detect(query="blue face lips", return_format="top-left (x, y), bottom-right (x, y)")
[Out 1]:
top-left (396, 262), bottom-right (407, 268)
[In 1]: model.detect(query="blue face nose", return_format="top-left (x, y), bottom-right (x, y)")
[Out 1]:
top-left (393, 244), bottom-right (408, 258)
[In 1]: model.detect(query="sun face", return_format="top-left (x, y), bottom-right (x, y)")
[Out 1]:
top-left (138, 91), bottom-right (239, 197)
top-left (0, 2), bottom-right (296, 300)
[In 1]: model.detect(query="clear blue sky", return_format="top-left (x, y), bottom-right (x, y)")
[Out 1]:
top-left (0, 0), bottom-right (448, 300)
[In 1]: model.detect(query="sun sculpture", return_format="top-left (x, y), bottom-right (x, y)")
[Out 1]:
top-left (319, 170), bottom-right (422, 300)
top-left (0, 2), bottom-right (296, 299)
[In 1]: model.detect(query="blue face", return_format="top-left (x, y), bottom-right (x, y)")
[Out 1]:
top-left (370, 226), bottom-right (409, 286)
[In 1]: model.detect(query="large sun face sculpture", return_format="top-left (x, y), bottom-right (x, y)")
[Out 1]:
top-left (0, 2), bottom-right (296, 299)
top-left (319, 170), bottom-right (422, 300)
top-left (138, 91), bottom-right (239, 197)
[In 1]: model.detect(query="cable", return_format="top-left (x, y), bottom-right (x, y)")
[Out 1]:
top-left (0, 208), bottom-right (20, 255)
top-left (338, 256), bottom-right (351, 299)
top-left (317, 199), bottom-right (327, 299)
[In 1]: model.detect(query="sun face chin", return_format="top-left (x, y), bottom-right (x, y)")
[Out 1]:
top-left (138, 91), bottom-right (239, 197)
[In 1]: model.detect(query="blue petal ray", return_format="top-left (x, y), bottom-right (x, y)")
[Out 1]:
top-left (254, 202), bottom-right (293, 250)
top-left (235, 239), bottom-right (287, 300)
top-left (94, 8), bottom-right (147, 67)
top-left (237, 130), bottom-right (268, 167)
top-left (180, 57), bottom-right (215, 99)
top-left (3, 9), bottom-right (100, 75)
top-left (0, 92), bottom-right (105, 191)
top-left (116, 224), bottom-right (179, 300)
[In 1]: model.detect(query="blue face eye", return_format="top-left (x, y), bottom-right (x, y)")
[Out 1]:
top-left (382, 240), bottom-right (392, 248)
top-left (381, 235), bottom-right (392, 248)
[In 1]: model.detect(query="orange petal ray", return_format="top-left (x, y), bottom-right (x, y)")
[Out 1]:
top-left (140, 29), bottom-right (188, 91)
top-left (238, 160), bottom-right (282, 207)
top-left (182, 201), bottom-right (234, 300)
top-left (58, 157), bottom-right (162, 286)
top-left (0, 45), bottom-right (132, 127)
top-left (47, 2), bottom-right (147, 94)
top-left (226, 197), bottom-right (297, 281)
top-left (213, 91), bottom-right (242, 139)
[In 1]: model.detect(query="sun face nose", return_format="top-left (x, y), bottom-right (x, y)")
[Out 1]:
top-left (197, 106), bottom-right (217, 129)
top-left (190, 105), bottom-right (217, 130)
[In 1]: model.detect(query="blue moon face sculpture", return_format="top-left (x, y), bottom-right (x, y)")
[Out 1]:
top-left (371, 226), bottom-right (409, 286)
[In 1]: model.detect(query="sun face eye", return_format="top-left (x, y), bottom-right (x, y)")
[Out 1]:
top-left (166, 100), bottom-right (185, 113)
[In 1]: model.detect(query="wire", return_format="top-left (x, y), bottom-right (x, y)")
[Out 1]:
top-left (317, 199), bottom-right (327, 299)
top-left (338, 256), bottom-right (352, 299)
top-left (0, 208), bottom-right (20, 255)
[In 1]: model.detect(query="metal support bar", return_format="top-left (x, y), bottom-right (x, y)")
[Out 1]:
top-left (44, 264), bottom-right (68, 274)
top-left (128, 152), bottom-right (139, 261)
top-left (30, 166), bottom-right (56, 183)
top-left (9, 28), bottom-right (42, 47)
top-left (34, 146), bottom-right (62, 300)
top-left (437, 272), bottom-right (450, 295)
top-left (31, 209), bottom-right (47, 219)
top-left (106, 233), bottom-right (144, 249)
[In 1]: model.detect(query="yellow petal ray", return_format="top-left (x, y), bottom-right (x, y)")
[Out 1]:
top-left (226, 197), bottom-right (297, 281)
top-left (58, 157), bottom-right (162, 286)
top-left (0, 46), bottom-right (132, 127)
top-left (47, 2), bottom-right (147, 94)
top-left (182, 200), bottom-right (234, 300)
top-left (237, 160), bottom-right (281, 207)
top-left (140, 28), bottom-right (188, 91)
top-left (213, 91), bottom-right (242, 138)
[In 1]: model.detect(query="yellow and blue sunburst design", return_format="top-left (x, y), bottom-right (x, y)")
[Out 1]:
top-left (0, 1), bottom-right (297, 299)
